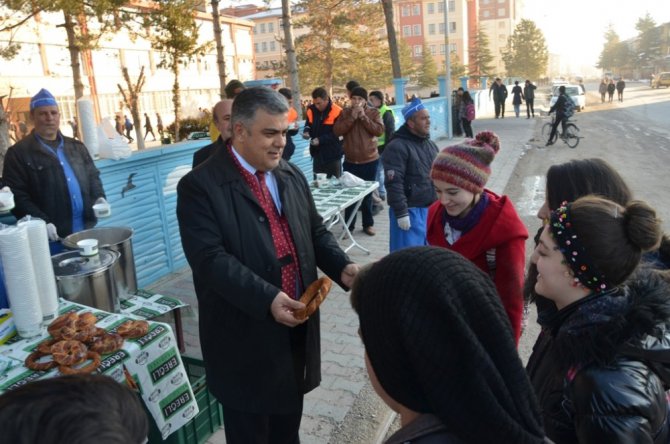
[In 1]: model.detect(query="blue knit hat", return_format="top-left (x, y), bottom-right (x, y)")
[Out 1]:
top-left (402, 97), bottom-right (425, 120)
top-left (30, 89), bottom-right (58, 110)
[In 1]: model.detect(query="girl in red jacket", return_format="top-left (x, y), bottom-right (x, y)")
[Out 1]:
top-left (427, 131), bottom-right (528, 341)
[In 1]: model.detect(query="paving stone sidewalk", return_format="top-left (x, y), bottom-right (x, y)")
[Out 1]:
top-left (148, 116), bottom-right (537, 443)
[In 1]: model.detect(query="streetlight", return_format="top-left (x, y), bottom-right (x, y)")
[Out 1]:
top-left (443, 0), bottom-right (452, 139)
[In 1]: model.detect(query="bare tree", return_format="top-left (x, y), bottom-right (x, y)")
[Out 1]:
top-left (381, 0), bottom-right (401, 79)
top-left (210, 0), bottom-right (227, 99)
top-left (117, 66), bottom-right (146, 150)
top-left (281, 0), bottom-right (301, 115)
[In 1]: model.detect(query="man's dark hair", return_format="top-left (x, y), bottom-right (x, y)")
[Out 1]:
top-left (345, 80), bottom-right (360, 92)
top-left (311, 87), bottom-right (329, 100)
top-left (559, 85), bottom-right (566, 94)
top-left (278, 88), bottom-right (292, 100)
top-left (225, 79), bottom-right (245, 99)
top-left (231, 87), bottom-right (289, 129)
top-left (0, 374), bottom-right (149, 444)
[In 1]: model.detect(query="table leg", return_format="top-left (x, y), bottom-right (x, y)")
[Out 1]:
top-left (172, 307), bottom-right (185, 353)
top-left (338, 200), bottom-right (371, 254)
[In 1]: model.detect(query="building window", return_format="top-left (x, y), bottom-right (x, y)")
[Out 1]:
top-left (254, 43), bottom-right (259, 52)
top-left (414, 45), bottom-right (422, 56)
top-left (427, 3), bottom-right (434, 14)
top-left (260, 23), bottom-right (266, 33)
top-left (413, 24), bottom-right (421, 36)
top-left (253, 26), bottom-right (258, 34)
top-left (499, 21), bottom-right (505, 28)
top-left (412, 4), bottom-right (420, 15)
top-left (429, 45), bottom-right (436, 55)
top-left (402, 5), bottom-right (410, 16)
top-left (439, 44), bottom-right (446, 54)
top-left (449, 0), bottom-right (455, 12)
top-left (268, 22), bottom-right (274, 33)
top-left (449, 22), bottom-right (456, 33)
top-left (270, 41), bottom-right (276, 51)
top-left (428, 23), bottom-right (436, 35)
top-left (403, 25), bottom-right (412, 36)
top-left (261, 41), bottom-right (267, 52)
top-left (438, 22), bottom-right (445, 34)
top-left (437, 2), bottom-right (444, 13)
top-left (483, 10), bottom-right (490, 18)
top-left (498, 8), bottom-right (505, 16)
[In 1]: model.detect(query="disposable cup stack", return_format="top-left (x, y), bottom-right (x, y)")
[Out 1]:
top-left (0, 224), bottom-right (43, 338)
top-left (77, 97), bottom-right (99, 158)
top-left (18, 219), bottom-right (59, 323)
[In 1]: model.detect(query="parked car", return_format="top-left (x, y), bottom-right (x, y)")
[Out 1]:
top-left (549, 84), bottom-right (586, 111)
top-left (187, 131), bottom-right (210, 140)
top-left (651, 72), bottom-right (670, 88)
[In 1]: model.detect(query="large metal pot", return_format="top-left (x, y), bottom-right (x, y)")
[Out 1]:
top-left (63, 227), bottom-right (137, 298)
top-left (52, 249), bottom-right (121, 313)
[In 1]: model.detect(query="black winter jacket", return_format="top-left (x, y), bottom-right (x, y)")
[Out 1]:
top-left (303, 100), bottom-right (343, 166)
top-left (526, 271), bottom-right (670, 444)
top-left (381, 124), bottom-right (438, 218)
top-left (2, 131), bottom-right (105, 237)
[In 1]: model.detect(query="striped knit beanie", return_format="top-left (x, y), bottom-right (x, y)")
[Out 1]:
top-left (430, 131), bottom-right (500, 194)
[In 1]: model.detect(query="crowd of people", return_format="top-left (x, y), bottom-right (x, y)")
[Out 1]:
top-left (2, 81), bottom-right (670, 444)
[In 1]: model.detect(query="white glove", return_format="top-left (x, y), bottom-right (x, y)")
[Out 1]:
top-left (397, 215), bottom-right (411, 231)
top-left (310, 138), bottom-right (320, 146)
top-left (93, 197), bottom-right (111, 217)
top-left (46, 223), bottom-right (60, 241)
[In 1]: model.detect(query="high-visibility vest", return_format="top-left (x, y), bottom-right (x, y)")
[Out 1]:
top-left (377, 104), bottom-right (394, 146)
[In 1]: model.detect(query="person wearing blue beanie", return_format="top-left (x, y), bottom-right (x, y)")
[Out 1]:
top-left (2, 88), bottom-right (108, 249)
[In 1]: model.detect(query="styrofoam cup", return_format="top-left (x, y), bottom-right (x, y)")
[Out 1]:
top-left (77, 238), bottom-right (99, 256)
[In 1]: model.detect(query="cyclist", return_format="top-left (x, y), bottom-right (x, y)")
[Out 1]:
top-left (546, 85), bottom-right (572, 146)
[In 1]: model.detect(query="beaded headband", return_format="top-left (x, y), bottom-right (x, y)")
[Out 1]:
top-left (549, 201), bottom-right (611, 292)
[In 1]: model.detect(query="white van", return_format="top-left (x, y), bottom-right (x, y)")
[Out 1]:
top-left (549, 84), bottom-right (586, 111)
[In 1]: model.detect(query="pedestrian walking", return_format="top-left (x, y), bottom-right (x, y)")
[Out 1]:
top-left (459, 91), bottom-right (475, 138)
top-left (511, 81), bottom-right (524, 117)
top-left (427, 132), bottom-right (528, 342)
top-left (489, 77), bottom-right (508, 118)
top-left (351, 247), bottom-right (547, 444)
top-left (381, 97), bottom-right (438, 252)
top-left (177, 87), bottom-right (359, 444)
top-left (156, 113), bottom-right (164, 138)
top-left (607, 79), bottom-right (616, 103)
top-left (599, 79), bottom-right (607, 103)
top-left (524, 80), bottom-right (537, 118)
top-left (124, 115), bottom-right (134, 142)
top-left (143, 113), bottom-right (156, 141)
top-left (616, 78), bottom-right (626, 102)
top-left (526, 196), bottom-right (670, 443)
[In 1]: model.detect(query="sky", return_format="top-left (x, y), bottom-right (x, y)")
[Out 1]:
top-left (520, 0), bottom-right (670, 73)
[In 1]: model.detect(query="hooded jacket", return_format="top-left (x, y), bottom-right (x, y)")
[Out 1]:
top-left (427, 191), bottom-right (528, 341)
top-left (381, 124), bottom-right (438, 218)
top-left (526, 271), bottom-right (670, 444)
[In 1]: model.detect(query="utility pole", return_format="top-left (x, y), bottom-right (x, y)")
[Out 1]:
top-left (443, 0), bottom-right (452, 139)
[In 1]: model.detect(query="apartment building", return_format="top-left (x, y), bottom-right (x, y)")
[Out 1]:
top-left (478, 0), bottom-right (519, 75)
top-left (0, 2), bottom-right (254, 127)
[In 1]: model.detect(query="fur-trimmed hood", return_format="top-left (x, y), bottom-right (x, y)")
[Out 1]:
top-left (552, 269), bottom-right (670, 374)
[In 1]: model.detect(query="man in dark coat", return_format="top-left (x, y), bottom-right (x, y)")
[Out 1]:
top-left (381, 97), bottom-right (437, 252)
top-left (523, 80), bottom-right (537, 118)
top-left (2, 88), bottom-right (107, 242)
top-left (489, 77), bottom-right (508, 118)
top-left (177, 87), bottom-right (359, 444)
top-left (192, 99), bottom-right (233, 168)
top-left (302, 87), bottom-right (343, 179)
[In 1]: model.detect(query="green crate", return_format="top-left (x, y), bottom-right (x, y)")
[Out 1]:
top-left (147, 357), bottom-right (224, 444)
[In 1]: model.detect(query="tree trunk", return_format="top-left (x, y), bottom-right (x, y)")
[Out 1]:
top-left (281, 0), bottom-right (301, 116)
top-left (172, 61), bottom-right (181, 142)
top-left (211, 0), bottom-right (227, 99)
top-left (0, 107), bottom-right (10, 172)
top-left (382, 0), bottom-right (401, 79)
top-left (63, 12), bottom-right (85, 100)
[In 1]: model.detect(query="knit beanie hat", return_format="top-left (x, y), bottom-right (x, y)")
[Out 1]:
top-left (369, 90), bottom-right (384, 103)
top-left (430, 131), bottom-right (500, 194)
top-left (352, 246), bottom-right (545, 444)
top-left (350, 86), bottom-right (368, 101)
top-left (402, 97), bottom-right (425, 120)
top-left (30, 88), bottom-right (57, 110)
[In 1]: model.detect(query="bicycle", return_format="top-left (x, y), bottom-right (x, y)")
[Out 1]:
top-left (542, 115), bottom-right (580, 148)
